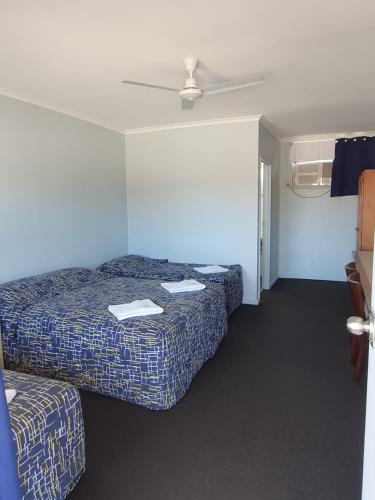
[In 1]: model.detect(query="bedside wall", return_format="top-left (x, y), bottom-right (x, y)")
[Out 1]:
top-left (0, 94), bottom-right (127, 283)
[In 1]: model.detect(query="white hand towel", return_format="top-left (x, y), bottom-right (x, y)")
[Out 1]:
top-left (194, 265), bottom-right (229, 274)
top-left (161, 279), bottom-right (206, 293)
top-left (108, 299), bottom-right (163, 320)
top-left (6, 389), bottom-right (17, 405)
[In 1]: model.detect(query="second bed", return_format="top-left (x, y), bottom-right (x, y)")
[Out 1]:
top-left (97, 255), bottom-right (243, 316)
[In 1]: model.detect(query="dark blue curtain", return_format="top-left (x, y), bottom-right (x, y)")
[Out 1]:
top-left (0, 369), bottom-right (21, 500)
top-left (331, 136), bottom-right (375, 196)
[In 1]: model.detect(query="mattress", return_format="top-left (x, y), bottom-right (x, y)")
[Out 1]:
top-left (97, 255), bottom-right (243, 315)
top-left (1, 275), bottom-right (227, 410)
top-left (4, 370), bottom-right (85, 499)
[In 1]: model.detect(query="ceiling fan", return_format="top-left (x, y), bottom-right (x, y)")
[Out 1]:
top-left (122, 57), bottom-right (264, 110)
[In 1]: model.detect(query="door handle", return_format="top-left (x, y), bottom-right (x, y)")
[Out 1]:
top-left (347, 313), bottom-right (375, 348)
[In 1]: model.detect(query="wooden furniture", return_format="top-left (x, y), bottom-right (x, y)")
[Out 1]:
top-left (347, 271), bottom-right (367, 382)
top-left (355, 250), bottom-right (373, 307)
top-left (357, 170), bottom-right (375, 251)
top-left (345, 261), bottom-right (356, 277)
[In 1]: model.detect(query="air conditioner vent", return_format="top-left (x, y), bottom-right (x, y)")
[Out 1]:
top-left (293, 161), bottom-right (333, 188)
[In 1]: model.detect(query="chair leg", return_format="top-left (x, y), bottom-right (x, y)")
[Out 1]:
top-left (352, 336), bottom-right (366, 383)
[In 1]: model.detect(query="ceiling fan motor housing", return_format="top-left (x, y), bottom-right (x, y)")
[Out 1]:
top-left (179, 87), bottom-right (203, 101)
top-left (179, 77), bottom-right (203, 101)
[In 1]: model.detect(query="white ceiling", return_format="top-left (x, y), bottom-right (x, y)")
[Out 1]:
top-left (1, 0), bottom-right (375, 138)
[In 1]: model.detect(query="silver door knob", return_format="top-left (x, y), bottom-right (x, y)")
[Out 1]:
top-left (347, 316), bottom-right (371, 336)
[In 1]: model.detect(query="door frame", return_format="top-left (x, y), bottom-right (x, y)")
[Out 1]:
top-left (257, 159), bottom-right (272, 302)
top-left (362, 232), bottom-right (375, 499)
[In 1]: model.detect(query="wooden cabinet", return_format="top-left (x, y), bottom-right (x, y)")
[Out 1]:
top-left (357, 170), bottom-right (375, 251)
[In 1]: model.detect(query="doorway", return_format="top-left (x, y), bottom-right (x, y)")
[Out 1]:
top-left (258, 160), bottom-right (272, 301)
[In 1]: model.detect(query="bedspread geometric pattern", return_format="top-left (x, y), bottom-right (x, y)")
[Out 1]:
top-left (0, 267), bottom-right (109, 369)
top-left (4, 370), bottom-right (85, 499)
top-left (97, 256), bottom-right (243, 315)
top-left (168, 262), bottom-right (243, 316)
top-left (96, 255), bottom-right (184, 281)
top-left (3, 277), bottom-right (227, 410)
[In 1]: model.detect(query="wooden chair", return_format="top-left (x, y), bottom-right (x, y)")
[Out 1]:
top-left (345, 261), bottom-right (357, 277)
top-left (347, 271), bottom-right (367, 383)
top-left (345, 262), bottom-right (357, 348)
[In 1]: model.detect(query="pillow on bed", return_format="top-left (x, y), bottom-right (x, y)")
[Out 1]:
top-left (96, 255), bottom-right (184, 281)
top-left (128, 255), bottom-right (168, 263)
top-left (97, 255), bottom-right (168, 273)
top-left (0, 267), bottom-right (108, 317)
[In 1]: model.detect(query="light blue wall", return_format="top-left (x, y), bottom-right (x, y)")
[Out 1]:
top-left (279, 141), bottom-right (357, 281)
top-left (0, 95), bottom-right (127, 283)
top-left (125, 120), bottom-right (260, 304)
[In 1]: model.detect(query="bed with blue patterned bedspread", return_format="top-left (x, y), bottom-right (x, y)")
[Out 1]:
top-left (4, 369), bottom-right (85, 499)
top-left (0, 268), bottom-right (110, 369)
top-left (97, 255), bottom-right (243, 316)
top-left (0, 268), bottom-right (227, 410)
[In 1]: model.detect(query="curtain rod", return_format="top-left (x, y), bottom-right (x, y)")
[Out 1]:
top-left (291, 139), bottom-right (334, 144)
top-left (291, 134), bottom-right (375, 145)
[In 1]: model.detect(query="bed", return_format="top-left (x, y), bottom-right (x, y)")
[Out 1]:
top-left (97, 255), bottom-right (243, 316)
top-left (4, 369), bottom-right (85, 499)
top-left (0, 267), bottom-right (110, 369)
top-left (0, 268), bottom-right (227, 410)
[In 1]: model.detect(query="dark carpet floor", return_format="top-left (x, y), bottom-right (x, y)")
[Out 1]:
top-left (68, 279), bottom-right (367, 500)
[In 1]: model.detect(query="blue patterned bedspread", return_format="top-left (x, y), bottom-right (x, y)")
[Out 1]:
top-left (97, 255), bottom-right (243, 315)
top-left (0, 268), bottom-right (109, 368)
top-left (168, 261), bottom-right (243, 316)
top-left (97, 255), bottom-right (184, 281)
top-left (4, 369), bottom-right (85, 499)
top-left (1, 273), bottom-right (227, 410)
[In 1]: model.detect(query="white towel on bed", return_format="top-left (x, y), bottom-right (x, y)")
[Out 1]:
top-left (108, 299), bottom-right (163, 320)
top-left (193, 265), bottom-right (229, 274)
top-left (6, 389), bottom-right (17, 405)
top-left (161, 279), bottom-right (206, 293)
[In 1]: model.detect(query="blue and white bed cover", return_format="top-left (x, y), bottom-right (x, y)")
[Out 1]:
top-left (97, 255), bottom-right (243, 315)
top-left (4, 369), bottom-right (85, 499)
top-left (0, 268), bottom-right (227, 410)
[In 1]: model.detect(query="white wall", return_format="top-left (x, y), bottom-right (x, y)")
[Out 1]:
top-left (0, 95), bottom-right (127, 283)
top-left (279, 140), bottom-right (357, 281)
top-left (125, 119), bottom-right (260, 304)
top-left (259, 122), bottom-right (280, 286)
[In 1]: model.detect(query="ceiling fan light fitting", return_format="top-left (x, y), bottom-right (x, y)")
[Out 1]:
top-left (179, 88), bottom-right (203, 101)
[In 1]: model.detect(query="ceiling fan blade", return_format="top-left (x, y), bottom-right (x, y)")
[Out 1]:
top-left (122, 80), bottom-right (179, 92)
top-left (203, 77), bottom-right (264, 96)
top-left (181, 99), bottom-right (195, 110)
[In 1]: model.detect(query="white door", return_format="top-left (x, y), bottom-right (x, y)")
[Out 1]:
top-left (258, 162), bottom-right (265, 294)
top-left (258, 160), bottom-right (272, 301)
top-left (361, 241), bottom-right (375, 500)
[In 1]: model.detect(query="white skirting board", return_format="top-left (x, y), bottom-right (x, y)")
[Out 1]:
top-left (242, 295), bottom-right (260, 305)
top-left (269, 275), bottom-right (279, 287)
top-left (278, 273), bottom-right (346, 282)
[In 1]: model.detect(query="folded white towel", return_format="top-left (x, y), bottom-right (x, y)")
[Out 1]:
top-left (6, 389), bottom-right (17, 405)
top-left (194, 265), bottom-right (229, 274)
top-left (108, 299), bottom-right (163, 320)
top-left (161, 279), bottom-right (206, 293)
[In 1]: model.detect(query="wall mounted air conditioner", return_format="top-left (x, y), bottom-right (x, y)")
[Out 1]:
top-left (293, 161), bottom-right (333, 188)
